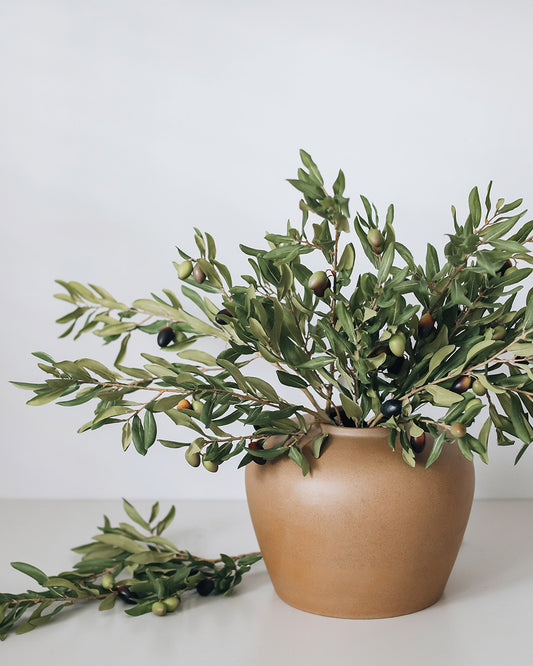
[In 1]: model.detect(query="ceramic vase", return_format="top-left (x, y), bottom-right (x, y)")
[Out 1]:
top-left (245, 424), bottom-right (475, 618)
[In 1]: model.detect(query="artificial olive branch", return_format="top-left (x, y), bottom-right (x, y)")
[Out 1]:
top-left (52, 374), bottom-right (309, 420)
top-left (367, 326), bottom-right (533, 427)
top-left (12, 151), bottom-right (533, 473)
top-left (399, 327), bottom-right (533, 403)
top-left (0, 500), bottom-right (262, 640)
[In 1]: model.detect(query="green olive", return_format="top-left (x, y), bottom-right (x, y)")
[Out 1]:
top-left (192, 400), bottom-right (203, 414)
top-left (177, 260), bottom-right (193, 279)
top-left (367, 228), bottom-right (384, 251)
top-left (467, 398), bottom-right (482, 409)
top-left (492, 325), bottom-right (506, 341)
top-left (185, 448), bottom-right (201, 468)
top-left (152, 601), bottom-right (167, 616)
top-left (388, 333), bottom-right (406, 358)
top-left (308, 271), bottom-right (330, 297)
top-left (101, 574), bottom-right (115, 590)
top-left (472, 380), bottom-right (487, 396)
top-left (450, 422), bottom-right (467, 438)
top-left (202, 459), bottom-right (219, 473)
top-left (163, 597), bottom-right (180, 612)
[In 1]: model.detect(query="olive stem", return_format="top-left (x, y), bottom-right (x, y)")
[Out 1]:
top-left (73, 377), bottom-right (313, 417)
top-left (326, 225), bottom-right (341, 415)
top-left (367, 412), bottom-right (385, 428)
top-left (6, 593), bottom-right (109, 608)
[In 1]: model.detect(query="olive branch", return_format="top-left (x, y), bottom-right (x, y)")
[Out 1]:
top-left (0, 500), bottom-right (261, 640)
top-left (11, 150), bottom-right (533, 474)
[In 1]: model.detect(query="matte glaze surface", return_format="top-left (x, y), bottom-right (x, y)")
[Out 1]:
top-left (245, 425), bottom-right (475, 618)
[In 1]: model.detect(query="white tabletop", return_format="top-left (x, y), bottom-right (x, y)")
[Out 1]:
top-left (1, 499), bottom-right (532, 665)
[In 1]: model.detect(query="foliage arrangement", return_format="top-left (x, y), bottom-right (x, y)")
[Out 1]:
top-left (12, 151), bottom-right (533, 472)
top-left (0, 500), bottom-right (261, 639)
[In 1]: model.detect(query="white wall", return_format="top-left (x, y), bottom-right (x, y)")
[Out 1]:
top-left (1, 0), bottom-right (532, 499)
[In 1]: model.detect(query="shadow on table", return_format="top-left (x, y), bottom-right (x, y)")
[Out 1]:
top-left (443, 500), bottom-right (533, 604)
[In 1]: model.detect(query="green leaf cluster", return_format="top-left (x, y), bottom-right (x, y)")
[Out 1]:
top-left (12, 153), bottom-right (533, 471)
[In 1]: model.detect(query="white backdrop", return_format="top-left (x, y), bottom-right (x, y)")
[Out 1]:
top-left (1, 0), bottom-right (532, 499)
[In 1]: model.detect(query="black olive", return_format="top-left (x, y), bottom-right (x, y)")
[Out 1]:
top-left (380, 399), bottom-right (402, 418)
top-left (189, 567), bottom-right (199, 576)
top-left (196, 579), bottom-right (215, 596)
top-left (116, 585), bottom-right (138, 605)
top-left (215, 308), bottom-right (232, 325)
top-left (326, 406), bottom-right (357, 428)
top-left (387, 355), bottom-right (405, 375)
top-left (157, 326), bottom-right (176, 348)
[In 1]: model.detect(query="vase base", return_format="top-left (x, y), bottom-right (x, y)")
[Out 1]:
top-left (273, 586), bottom-right (444, 619)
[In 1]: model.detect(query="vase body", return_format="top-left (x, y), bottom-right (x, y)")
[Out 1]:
top-left (245, 424), bottom-right (475, 619)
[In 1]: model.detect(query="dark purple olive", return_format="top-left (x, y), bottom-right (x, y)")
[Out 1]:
top-left (497, 260), bottom-right (512, 276)
top-left (249, 440), bottom-right (266, 465)
top-left (189, 567), bottom-right (199, 576)
top-left (193, 264), bottom-right (206, 284)
top-left (451, 375), bottom-right (472, 393)
top-left (215, 308), bottom-right (232, 325)
top-left (157, 326), bottom-right (176, 348)
top-left (116, 585), bottom-right (138, 605)
top-left (418, 312), bottom-right (435, 338)
top-left (410, 433), bottom-right (426, 454)
top-left (196, 579), bottom-right (215, 596)
top-left (380, 399), bottom-right (402, 418)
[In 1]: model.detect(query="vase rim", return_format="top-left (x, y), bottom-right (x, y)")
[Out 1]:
top-left (319, 423), bottom-right (391, 438)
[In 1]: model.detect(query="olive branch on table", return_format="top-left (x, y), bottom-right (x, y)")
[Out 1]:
top-left (0, 499), bottom-right (261, 640)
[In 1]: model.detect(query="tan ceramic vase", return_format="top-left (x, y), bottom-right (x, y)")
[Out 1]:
top-left (245, 424), bottom-right (475, 619)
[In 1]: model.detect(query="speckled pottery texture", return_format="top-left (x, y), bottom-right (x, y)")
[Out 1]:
top-left (245, 424), bottom-right (475, 619)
